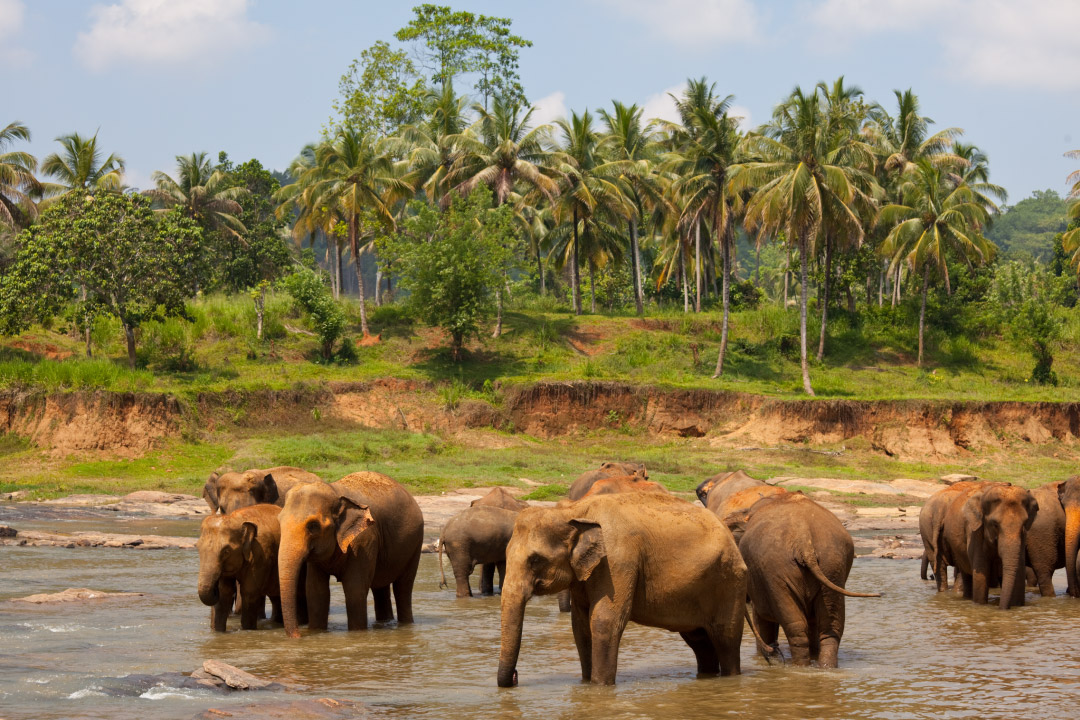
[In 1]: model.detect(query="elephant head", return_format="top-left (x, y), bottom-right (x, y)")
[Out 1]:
top-left (210, 470), bottom-right (281, 515)
top-left (695, 469), bottom-right (760, 507)
top-left (498, 507), bottom-right (607, 687)
top-left (967, 484), bottom-right (1038, 609)
top-left (196, 513), bottom-right (258, 606)
top-left (599, 461), bottom-right (647, 479)
top-left (277, 483), bottom-right (374, 638)
top-left (1059, 477), bottom-right (1080, 596)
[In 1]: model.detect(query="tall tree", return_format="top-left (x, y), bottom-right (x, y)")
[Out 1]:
top-left (399, 82), bottom-right (470, 205)
top-left (40, 131), bottom-right (124, 194)
top-left (332, 40), bottom-right (429, 137)
top-left (881, 160), bottom-right (996, 365)
top-left (146, 152), bottom-right (247, 237)
top-left (1059, 150), bottom-right (1080, 271)
top-left (736, 87), bottom-right (878, 394)
top-left (0, 121), bottom-right (41, 230)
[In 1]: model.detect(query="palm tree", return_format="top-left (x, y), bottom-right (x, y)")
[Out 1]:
top-left (1060, 150), bottom-right (1080, 271)
top-left (736, 87), bottom-right (878, 395)
top-left (449, 97), bottom-right (557, 333)
top-left (306, 128), bottom-right (411, 336)
top-left (41, 131), bottom-right (124, 194)
top-left (599, 101), bottom-right (663, 315)
top-left (548, 109), bottom-right (633, 315)
top-left (880, 160), bottom-right (996, 366)
top-left (146, 152), bottom-right (247, 237)
top-left (0, 121), bottom-right (41, 230)
top-left (659, 79), bottom-right (743, 375)
top-left (399, 83), bottom-right (470, 206)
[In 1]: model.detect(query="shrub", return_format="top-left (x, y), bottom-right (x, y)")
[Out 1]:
top-left (283, 268), bottom-right (346, 361)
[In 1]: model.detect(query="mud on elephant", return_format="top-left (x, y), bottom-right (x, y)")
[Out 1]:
top-left (471, 487), bottom-right (529, 512)
top-left (203, 466), bottom-right (323, 515)
top-left (498, 492), bottom-right (747, 687)
top-left (566, 462), bottom-right (648, 501)
top-left (440, 505), bottom-right (519, 597)
top-left (696, 470), bottom-right (766, 515)
top-left (277, 471), bottom-right (424, 637)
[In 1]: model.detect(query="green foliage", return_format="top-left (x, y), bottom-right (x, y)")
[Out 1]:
top-left (282, 267), bottom-right (346, 360)
top-left (520, 483), bottom-right (568, 501)
top-left (379, 187), bottom-right (515, 359)
top-left (987, 190), bottom-right (1069, 261)
top-left (1011, 299), bottom-right (1062, 385)
top-left (332, 41), bottom-right (429, 137)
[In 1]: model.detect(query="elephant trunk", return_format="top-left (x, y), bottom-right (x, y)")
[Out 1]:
top-left (497, 577), bottom-right (531, 688)
top-left (197, 569), bottom-right (220, 607)
top-left (1065, 507), bottom-right (1080, 598)
top-left (279, 539), bottom-right (308, 639)
top-left (998, 534), bottom-right (1026, 610)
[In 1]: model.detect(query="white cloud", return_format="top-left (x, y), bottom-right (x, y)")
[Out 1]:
top-left (642, 84), bottom-right (753, 131)
top-left (594, 0), bottom-right (759, 46)
top-left (809, 0), bottom-right (1080, 90)
top-left (530, 91), bottom-right (567, 127)
top-left (0, 0), bottom-right (31, 65)
top-left (74, 0), bottom-right (271, 72)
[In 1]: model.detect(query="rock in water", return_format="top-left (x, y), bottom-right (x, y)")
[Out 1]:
top-left (0, 525), bottom-right (16, 537)
top-left (9, 588), bottom-right (144, 604)
top-left (193, 699), bottom-right (370, 719)
top-left (202, 660), bottom-right (272, 690)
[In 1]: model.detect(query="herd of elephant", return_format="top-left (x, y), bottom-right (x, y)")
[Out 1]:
top-left (196, 461), bottom-right (900, 686)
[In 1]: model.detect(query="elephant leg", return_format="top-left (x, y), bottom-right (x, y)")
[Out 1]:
top-left (814, 592), bottom-right (845, 669)
top-left (270, 595), bottom-right (283, 625)
top-left (238, 578), bottom-right (262, 630)
top-left (680, 628), bottom-right (720, 676)
top-left (448, 545), bottom-right (473, 598)
top-left (480, 563), bottom-right (496, 596)
top-left (496, 561), bottom-right (506, 593)
top-left (341, 573), bottom-right (371, 631)
top-left (557, 589), bottom-right (572, 612)
top-left (920, 553), bottom-right (929, 581)
top-left (1031, 564), bottom-right (1056, 597)
top-left (392, 546), bottom-right (421, 625)
top-left (212, 578), bottom-right (234, 632)
top-left (569, 587), bottom-right (592, 682)
top-left (959, 571), bottom-right (973, 599)
top-left (587, 596), bottom-right (631, 685)
top-left (780, 617), bottom-right (811, 666)
top-left (753, 610), bottom-right (782, 660)
top-left (306, 563), bottom-right (331, 631)
top-left (372, 586), bottom-right (394, 623)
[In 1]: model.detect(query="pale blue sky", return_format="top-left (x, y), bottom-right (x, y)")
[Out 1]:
top-left (3, 0), bottom-right (1078, 204)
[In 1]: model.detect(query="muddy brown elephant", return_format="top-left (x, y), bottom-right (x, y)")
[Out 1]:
top-left (277, 471), bottom-right (424, 637)
top-left (937, 482), bottom-right (1038, 609)
top-left (710, 485), bottom-right (786, 535)
top-left (497, 492), bottom-right (747, 687)
top-left (1059, 476), bottom-right (1080, 597)
top-left (727, 492), bottom-right (879, 667)
top-left (197, 504), bottom-right (285, 631)
top-left (1026, 481), bottom-right (1065, 596)
top-left (471, 487), bottom-right (529, 512)
top-left (203, 466), bottom-right (323, 514)
top-left (919, 481), bottom-right (983, 589)
top-left (696, 470), bottom-right (765, 514)
top-left (580, 475), bottom-right (669, 498)
top-left (439, 505), bottom-right (519, 597)
top-left (566, 462), bottom-right (647, 501)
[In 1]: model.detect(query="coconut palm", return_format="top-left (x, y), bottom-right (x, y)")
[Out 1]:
top-left (881, 160), bottom-right (996, 366)
top-left (399, 83), bottom-right (470, 206)
top-left (867, 90), bottom-right (962, 177)
top-left (1060, 150), bottom-right (1080, 272)
top-left (0, 121), bottom-right (41, 229)
top-left (736, 87), bottom-right (879, 395)
top-left (146, 152), bottom-right (247, 237)
top-left (40, 131), bottom-right (124, 194)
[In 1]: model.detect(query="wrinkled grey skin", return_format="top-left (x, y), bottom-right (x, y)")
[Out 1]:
top-left (439, 505), bottom-right (520, 597)
top-left (203, 466), bottom-right (323, 515)
top-left (566, 462), bottom-right (648, 502)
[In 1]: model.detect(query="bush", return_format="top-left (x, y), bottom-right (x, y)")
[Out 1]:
top-left (282, 269), bottom-right (346, 361)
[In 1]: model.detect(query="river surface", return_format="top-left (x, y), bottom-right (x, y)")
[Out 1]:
top-left (2, 526), bottom-right (1079, 719)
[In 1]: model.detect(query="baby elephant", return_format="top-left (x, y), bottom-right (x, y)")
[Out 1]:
top-left (440, 505), bottom-right (519, 597)
top-left (197, 504), bottom-right (284, 631)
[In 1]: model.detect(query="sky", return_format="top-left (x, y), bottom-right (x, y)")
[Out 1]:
top-left (3, 0), bottom-right (1079, 204)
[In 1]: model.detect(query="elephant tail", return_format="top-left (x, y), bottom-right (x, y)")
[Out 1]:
top-left (438, 532), bottom-right (447, 590)
top-left (802, 551), bottom-right (881, 598)
top-left (743, 604), bottom-right (784, 665)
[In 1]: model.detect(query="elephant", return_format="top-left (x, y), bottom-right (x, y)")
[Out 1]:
top-left (497, 492), bottom-right (747, 687)
top-left (727, 492), bottom-right (879, 667)
top-left (919, 481), bottom-right (983, 589)
top-left (439, 505), bottom-right (519, 597)
top-left (1026, 481), bottom-right (1065, 597)
top-left (695, 470), bottom-right (765, 514)
top-left (277, 471), bottom-right (424, 637)
top-left (580, 475), bottom-right (669, 498)
top-left (566, 462), bottom-right (648, 501)
top-left (1059, 476), bottom-right (1080, 597)
top-left (197, 504), bottom-right (285, 631)
top-left (937, 482), bottom-right (1038, 609)
top-left (471, 487), bottom-right (529, 512)
top-left (710, 485), bottom-right (786, 535)
top-left (203, 466), bottom-right (323, 514)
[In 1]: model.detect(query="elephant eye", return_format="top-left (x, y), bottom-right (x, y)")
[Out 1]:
top-left (527, 553), bottom-right (544, 568)
top-left (306, 519), bottom-right (322, 534)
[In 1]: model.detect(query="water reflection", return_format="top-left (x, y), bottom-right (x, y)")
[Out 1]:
top-left (1, 543), bottom-right (1079, 719)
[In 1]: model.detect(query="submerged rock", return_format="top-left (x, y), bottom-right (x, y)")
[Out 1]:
top-left (193, 698), bottom-right (371, 719)
top-left (0, 525), bottom-right (16, 537)
top-left (9, 588), bottom-right (145, 604)
top-left (0, 529), bottom-right (194, 549)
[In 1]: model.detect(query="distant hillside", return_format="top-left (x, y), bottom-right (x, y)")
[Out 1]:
top-left (988, 189), bottom-right (1069, 261)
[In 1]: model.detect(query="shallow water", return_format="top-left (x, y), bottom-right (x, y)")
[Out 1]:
top-left (1, 538), bottom-right (1078, 719)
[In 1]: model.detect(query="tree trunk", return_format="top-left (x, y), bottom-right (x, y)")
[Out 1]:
top-left (713, 223), bottom-right (731, 378)
top-left (254, 285), bottom-right (265, 341)
top-left (349, 214), bottom-right (370, 335)
top-left (783, 242), bottom-right (791, 307)
top-left (335, 239), bottom-right (343, 299)
top-left (878, 263), bottom-right (884, 307)
top-left (81, 285), bottom-right (92, 358)
top-left (571, 207), bottom-right (581, 315)
top-left (846, 284), bottom-right (855, 313)
top-left (375, 267), bottom-right (383, 306)
top-left (817, 236), bottom-right (831, 362)
top-left (493, 287), bottom-right (503, 338)
top-left (755, 244), bottom-right (761, 287)
top-left (589, 259), bottom-right (596, 314)
top-left (681, 244), bottom-right (689, 313)
top-left (918, 264), bottom-right (929, 367)
top-left (694, 220), bottom-right (702, 313)
top-left (123, 321), bottom-right (137, 370)
top-left (536, 242), bottom-right (546, 296)
top-left (630, 219), bottom-right (643, 315)
top-left (799, 238), bottom-right (814, 395)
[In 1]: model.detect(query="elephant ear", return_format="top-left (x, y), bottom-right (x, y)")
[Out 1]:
top-left (334, 497), bottom-right (375, 554)
top-left (964, 489), bottom-right (989, 534)
top-left (568, 519), bottom-right (606, 582)
top-left (722, 509), bottom-right (751, 543)
top-left (1023, 493), bottom-right (1040, 530)
top-left (254, 473), bottom-right (280, 505)
top-left (240, 521), bottom-right (259, 561)
top-left (203, 476), bottom-right (220, 513)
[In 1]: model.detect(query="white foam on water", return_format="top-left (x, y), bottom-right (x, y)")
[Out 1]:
top-left (139, 687), bottom-right (203, 700)
top-left (67, 688), bottom-right (106, 699)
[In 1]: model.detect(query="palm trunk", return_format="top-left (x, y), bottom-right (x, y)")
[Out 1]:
top-left (497, 578), bottom-right (530, 687)
top-left (817, 236), bottom-right (831, 362)
top-left (375, 267), bottom-right (383, 306)
top-left (630, 219), bottom-right (643, 315)
top-left (493, 285), bottom-right (503, 338)
top-left (783, 242), bottom-right (791, 307)
top-left (254, 285), bottom-right (265, 340)
top-left (1065, 506), bottom-right (1080, 597)
top-left (81, 285), bottom-right (92, 358)
top-left (918, 264), bottom-right (929, 367)
top-left (349, 214), bottom-right (370, 335)
top-left (123, 321), bottom-right (137, 370)
top-left (536, 243), bottom-right (546, 296)
top-left (694, 220), bottom-right (702, 313)
top-left (681, 245), bottom-right (689, 313)
top-left (589, 260), bottom-right (596, 314)
top-left (799, 238), bottom-right (814, 395)
top-left (571, 207), bottom-right (582, 315)
top-left (713, 223), bottom-right (731, 378)
top-left (755, 245), bottom-right (761, 287)
top-left (335, 239), bottom-right (343, 299)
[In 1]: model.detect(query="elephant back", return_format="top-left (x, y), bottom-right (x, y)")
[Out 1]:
top-left (333, 472), bottom-right (424, 554)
